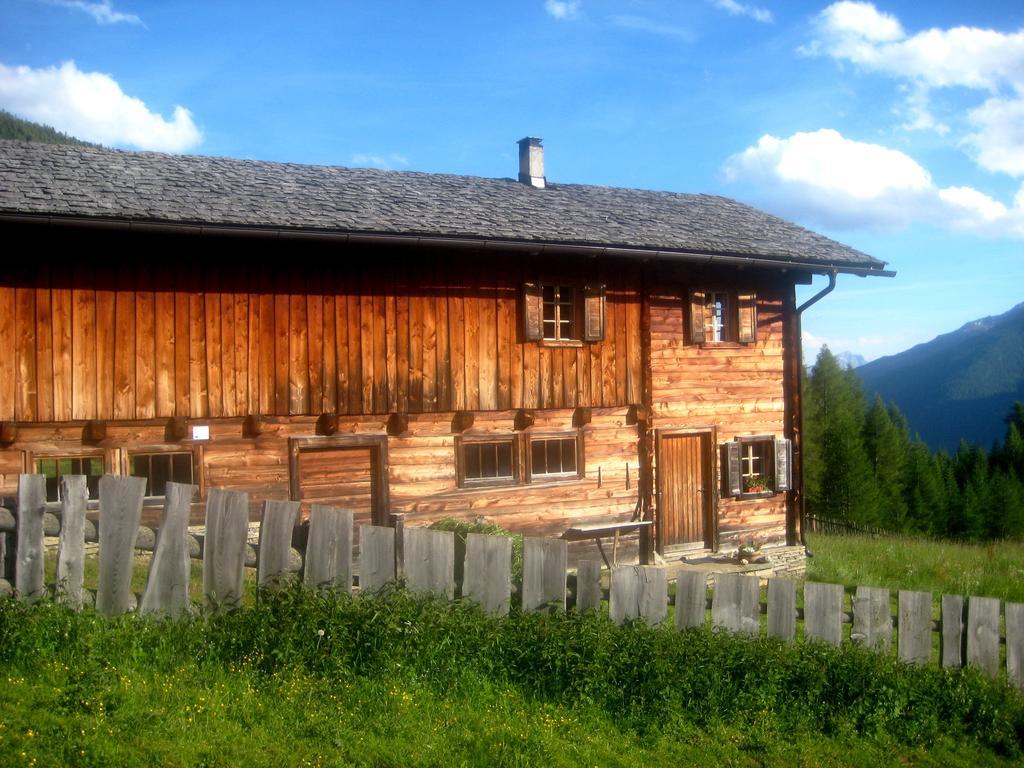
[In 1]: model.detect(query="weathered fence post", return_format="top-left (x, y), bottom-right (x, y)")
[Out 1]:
top-left (767, 579), bottom-right (796, 642)
top-left (403, 527), bottom-right (455, 599)
top-left (898, 590), bottom-right (932, 665)
top-left (675, 570), bottom-right (707, 631)
top-left (55, 475), bottom-right (87, 610)
top-left (522, 537), bottom-right (567, 613)
top-left (941, 594), bottom-right (965, 668)
top-left (390, 512), bottom-right (406, 580)
top-left (851, 586), bottom-right (891, 651)
top-left (358, 525), bottom-right (395, 594)
top-left (96, 475), bottom-right (147, 616)
top-left (609, 566), bottom-right (667, 626)
top-left (804, 582), bottom-right (844, 646)
top-left (202, 488), bottom-right (250, 613)
top-left (304, 505), bottom-right (353, 593)
top-left (140, 482), bottom-right (196, 618)
top-left (462, 533), bottom-right (511, 616)
top-left (15, 474), bottom-right (46, 602)
top-left (711, 573), bottom-right (760, 637)
top-left (966, 596), bottom-right (1001, 678)
top-left (574, 559), bottom-right (602, 612)
top-left (1007, 602), bottom-right (1024, 691)
top-left (257, 500), bottom-right (300, 589)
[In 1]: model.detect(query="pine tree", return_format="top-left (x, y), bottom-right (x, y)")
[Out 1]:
top-left (863, 396), bottom-right (909, 529)
top-left (804, 347), bottom-right (879, 524)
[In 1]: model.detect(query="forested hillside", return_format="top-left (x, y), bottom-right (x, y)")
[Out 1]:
top-left (805, 347), bottom-right (1024, 539)
top-left (0, 110), bottom-right (95, 146)
top-left (857, 302), bottom-right (1024, 452)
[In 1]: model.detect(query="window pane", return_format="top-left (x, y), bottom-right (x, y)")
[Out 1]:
top-left (465, 444), bottom-right (481, 479)
top-left (172, 453), bottom-right (194, 485)
top-left (496, 442), bottom-right (512, 477)
top-left (560, 439), bottom-right (576, 472)
top-left (532, 439), bottom-right (546, 473)
top-left (463, 440), bottom-right (514, 483)
top-left (481, 443), bottom-right (497, 478)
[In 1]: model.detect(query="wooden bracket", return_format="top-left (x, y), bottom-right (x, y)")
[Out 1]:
top-left (387, 412), bottom-right (409, 436)
top-left (316, 413), bottom-right (339, 436)
top-left (572, 407), bottom-right (592, 428)
top-left (165, 417), bottom-right (189, 442)
top-left (83, 420), bottom-right (108, 444)
top-left (514, 409), bottom-right (535, 431)
top-left (0, 422), bottom-right (18, 445)
top-left (626, 404), bottom-right (649, 426)
top-left (242, 415), bottom-right (264, 439)
top-left (451, 411), bottom-right (475, 433)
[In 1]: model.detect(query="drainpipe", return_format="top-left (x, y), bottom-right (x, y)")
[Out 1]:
top-left (793, 270), bottom-right (837, 545)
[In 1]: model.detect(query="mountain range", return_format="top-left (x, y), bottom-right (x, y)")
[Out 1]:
top-left (856, 302), bottom-right (1024, 452)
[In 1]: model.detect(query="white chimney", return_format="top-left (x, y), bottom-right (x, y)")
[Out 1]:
top-left (517, 137), bottom-right (545, 189)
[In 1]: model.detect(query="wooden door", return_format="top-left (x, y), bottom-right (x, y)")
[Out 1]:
top-left (658, 432), bottom-right (713, 549)
top-left (291, 438), bottom-right (388, 527)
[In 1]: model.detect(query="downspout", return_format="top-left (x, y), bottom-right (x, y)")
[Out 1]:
top-left (792, 270), bottom-right (837, 545)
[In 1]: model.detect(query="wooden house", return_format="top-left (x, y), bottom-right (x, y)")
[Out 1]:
top-left (0, 137), bottom-right (890, 562)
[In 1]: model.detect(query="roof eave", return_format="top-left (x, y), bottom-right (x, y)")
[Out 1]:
top-left (0, 212), bottom-right (896, 277)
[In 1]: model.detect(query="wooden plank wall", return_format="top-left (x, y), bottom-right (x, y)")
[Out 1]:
top-left (649, 280), bottom-right (790, 545)
top-left (0, 241), bottom-right (642, 423)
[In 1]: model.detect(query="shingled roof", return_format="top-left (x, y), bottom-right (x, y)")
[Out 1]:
top-left (0, 139), bottom-right (886, 272)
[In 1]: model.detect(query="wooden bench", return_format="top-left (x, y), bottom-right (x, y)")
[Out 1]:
top-left (561, 520), bottom-right (653, 568)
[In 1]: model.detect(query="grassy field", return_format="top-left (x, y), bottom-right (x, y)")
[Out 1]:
top-left (804, 533), bottom-right (1024, 602)
top-left (1, 587), bottom-right (1022, 767)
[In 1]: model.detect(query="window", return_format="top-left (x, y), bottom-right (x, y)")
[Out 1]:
top-left (456, 431), bottom-right (584, 488)
top-left (722, 436), bottom-right (792, 498)
top-left (129, 452), bottom-right (195, 498)
top-left (522, 283), bottom-right (605, 343)
top-left (528, 435), bottom-right (580, 481)
top-left (689, 289), bottom-right (757, 344)
top-left (457, 436), bottom-right (519, 488)
top-left (36, 455), bottom-right (104, 502)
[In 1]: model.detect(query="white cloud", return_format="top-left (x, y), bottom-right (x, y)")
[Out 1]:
top-left (724, 128), bottom-right (1024, 237)
top-left (51, 1), bottom-right (144, 26)
top-left (708, 0), bottom-right (773, 24)
top-left (804, 2), bottom-right (1024, 176)
top-left (544, 1), bottom-right (580, 21)
top-left (350, 153), bottom-right (409, 170)
top-left (0, 61), bottom-right (201, 152)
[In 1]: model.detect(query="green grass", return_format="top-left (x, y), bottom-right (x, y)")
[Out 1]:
top-left (1, 587), bottom-right (1022, 767)
top-left (805, 533), bottom-right (1024, 602)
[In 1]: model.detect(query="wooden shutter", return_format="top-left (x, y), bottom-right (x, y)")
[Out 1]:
top-left (724, 441), bottom-right (742, 497)
top-left (522, 283), bottom-right (542, 341)
top-left (582, 284), bottom-right (606, 342)
top-left (774, 437), bottom-right (792, 492)
top-left (737, 292), bottom-right (757, 343)
top-left (689, 289), bottom-right (706, 344)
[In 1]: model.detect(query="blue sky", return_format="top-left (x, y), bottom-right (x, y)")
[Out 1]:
top-left (2, 0), bottom-right (1023, 362)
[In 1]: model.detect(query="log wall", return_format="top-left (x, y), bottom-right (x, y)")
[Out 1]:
top-left (648, 279), bottom-right (793, 546)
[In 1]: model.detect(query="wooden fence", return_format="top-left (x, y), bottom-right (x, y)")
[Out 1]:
top-left (804, 514), bottom-right (894, 537)
top-left (1, 474), bottom-right (1022, 689)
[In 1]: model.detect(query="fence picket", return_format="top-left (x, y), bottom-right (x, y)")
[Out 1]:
top-left (140, 482), bottom-right (196, 617)
top-left (966, 596), bottom-right (1001, 678)
top-left (898, 590), bottom-right (932, 665)
top-left (96, 475), bottom-right (146, 616)
top-left (55, 475), bottom-right (87, 610)
top-left (202, 488), bottom-right (249, 613)
top-left (767, 579), bottom-right (796, 642)
top-left (463, 533), bottom-right (511, 616)
top-left (804, 582), bottom-right (843, 646)
top-left (941, 595), bottom-right (965, 668)
top-left (609, 566), bottom-right (666, 626)
top-left (304, 505), bottom-right (353, 592)
top-left (851, 586), bottom-right (891, 651)
top-left (575, 559), bottom-right (602, 613)
top-left (522, 537), bottom-right (566, 613)
top-left (15, 474), bottom-right (46, 602)
top-left (403, 527), bottom-right (454, 599)
top-left (1007, 602), bottom-right (1024, 691)
top-left (358, 525), bottom-right (395, 595)
top-left (712, 573), bottom-right (760, 637)
top-left (676, 571), bottom-right (707, 631)
top-left (257, 500), bottom-right (300, 589)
